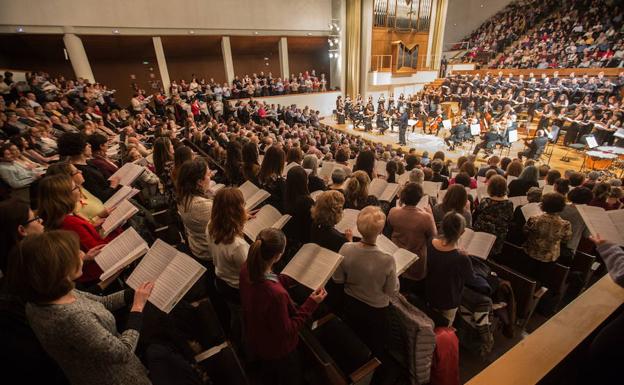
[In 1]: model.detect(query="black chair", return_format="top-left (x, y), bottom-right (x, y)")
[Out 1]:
top-left (195, 341), bottom-right (248, 385)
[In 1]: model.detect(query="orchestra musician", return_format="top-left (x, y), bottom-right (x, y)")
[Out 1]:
top-left (398, 106), bottom-right (408, 146)
top-left (472, 124), bottom-right (502, 156)
top-left (518, 129), bottom-right (548, 160)
top-left (413, 103), bottom-right (428, 133)
top-left (376, 105), bottom-right (390, 134)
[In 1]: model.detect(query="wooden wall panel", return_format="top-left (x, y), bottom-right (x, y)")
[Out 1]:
top-left (230, 36), bottom-right (281, 78)
top-left (161, 36), bottom-right (225, 84)
top-left (82, 35), bottom-right (161, 107)
top-left (287, 36), bottom-right (330, 83)
top-left (0, 34), bottom-right (74, 80)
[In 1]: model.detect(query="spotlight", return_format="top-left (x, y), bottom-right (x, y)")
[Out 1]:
top-left (329, 53), bottom-right (333, 58)
top-left (254, 31), bottom-right (259, 35)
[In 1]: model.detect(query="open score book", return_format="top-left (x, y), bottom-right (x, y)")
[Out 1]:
top-left (458, 229), bottom-right (497, 260)
top-left (243, 205), bottom-right (291, 241)
top-left (376, 235), bottom-right (419, 275)
top-left (108, 162), bottom-right (145, 186)
top-left (281, 243), bottom-right (344, 290)
top-left (101, 199), bottom-right (139, 237)
top-left (369, 178), bottom-right (400, 202)
top-left (95, 227), bottom-right (149, 281)
top-left (577, 205), bottom-right (624, 245)
top-left (126, 239), bottom-right (206, 313)
top-left (239, 181), bottom-right (271, 211)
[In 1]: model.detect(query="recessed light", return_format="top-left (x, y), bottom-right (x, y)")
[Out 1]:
top-left (16, 26), bottom-right (24, 33)
top-left (112, 29), bottom-right (120, 34)
top-left (254, 31), bottom-right (259, 35)
top-left (189, 30), bottom-right (195, 34)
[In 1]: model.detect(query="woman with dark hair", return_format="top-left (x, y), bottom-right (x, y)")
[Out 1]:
top-left (432, 151), bottom-right (450, 176)
top-left (554, 178), bottom-right (570, 196)
top-left (257, 145), bottom-right (286, 211)
top-left (432, 184), bottom-right (471, 232)
top-left (344, 170), bottom-right (379, 210)
top-left (283, 166), bottom-right (314, 245)
top-left (472, 175), bottom-right (514, 256)
top-left (225, 141), bottom-right (244, 186)
top-left (589, 182), bottom-right (611, 209)
top-left (353, 150), bottom-right (376, 180)
top-left (153, 136), bottom-right (174, 183)
top-left (242, 141), bottom-right (260, 184)
top-left (172, 145), bottom-right (194, 186)
top-left (286, 147), bottom-right (303, 165)
top-left (387, 183), bottom-right (437, 282)
top-left (207, 187), bottom-right (249, 303)
top-left (87, 134), bottom-right (118, 180)
top-left (508, 165), bottom-right (539, 197)
top-left (239, 228), bottom-right (326, 385)
top-left (57, 132), bottom-right (117, 201)
top-left (385, 160), bottom-right (398, 183)
top-left (9, 230), bottom-right (155, 385)
top-left (425, 212), bottom-right (475, 326)
top-left (176, 158), bottom-right (213, 261)
top-left (0, 199), bottom-right (44, 274)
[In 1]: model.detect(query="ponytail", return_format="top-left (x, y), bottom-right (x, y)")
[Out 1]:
top-left (247, 228), bottom-right (286, 283)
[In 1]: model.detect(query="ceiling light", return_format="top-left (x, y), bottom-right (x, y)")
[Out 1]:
top-left (112, 29), bottom-right (120, 34)
top-left (16, 26), bottom-right (24, 33)
top-left (189, 30), bottom-right (195, 34)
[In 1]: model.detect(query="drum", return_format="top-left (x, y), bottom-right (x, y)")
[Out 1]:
top-left (596, 146), bottom-right (624, 161)
top-left (585, 150), bottom-right (617, 170)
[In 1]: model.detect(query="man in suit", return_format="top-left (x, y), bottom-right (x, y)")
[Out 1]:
top-left (398, 107), bottom-right (408, 145)
top-left (518, 129), bottom-right (548, 160)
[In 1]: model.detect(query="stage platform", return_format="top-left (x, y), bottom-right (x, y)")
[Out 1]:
top-left (322, 116), bottom-right (596, 172)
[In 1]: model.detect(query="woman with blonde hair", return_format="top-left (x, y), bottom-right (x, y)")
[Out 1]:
top-left (37, 174), bottom-right (115, 285)
top-left (310, 190), bottom-right (353, 252)
top-left (344, 170), bottom-right (379, 210)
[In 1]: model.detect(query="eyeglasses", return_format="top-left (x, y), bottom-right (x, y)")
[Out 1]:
top-left (23, 216), bottom-right (41, 226)
top-left (72, 185), bottom-right (80, 192)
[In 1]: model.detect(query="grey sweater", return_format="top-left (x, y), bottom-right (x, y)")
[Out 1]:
top-left (26, 290), bottom-right (151, 385)
top-left (597, 242), bottom-right (624, 288)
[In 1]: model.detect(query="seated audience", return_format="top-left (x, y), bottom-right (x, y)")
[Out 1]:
top-left (523, 193), bottom-right (572, 263)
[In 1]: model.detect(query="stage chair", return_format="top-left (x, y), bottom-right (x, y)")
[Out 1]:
top-left (300, 313), bottom-right (381, 385)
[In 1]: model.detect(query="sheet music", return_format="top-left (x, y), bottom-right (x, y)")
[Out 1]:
top-left (397, 172), bottom-right (411, 185)
top-left (101, 200), bottom-right (139, 237)
top-left (614, 128), bottom-right (624, 139)
top-left (470, 124), bottom-right (481, 135)
top-left (103, 185), bottom-right (140, 210)
top-left (422, 181), bottom-right (441, 197)
top-left (585, 135), bottom-right (598, 149)
top-left (607, 210), bottom-right (624, 238)
top-left (437, 189), bottom-right (447, 202)
top-left (243, 205), bottom-right (291, 241)
top-left (538, 180), bottom-right (546, 188)
top-left (126, 239), bottom-right (177, 289)
top-left (281, 243), bottom-right (344, 290)
top-left (509, 195), bottom-right (528, 210)
top-left (375, 160), bottom-right (387, 177)
top-left (335, 208), bottom-right (361, 238)
top-left (96, 227), bottom-right (148, 280)
top-left (376, 235), bottom-right (419, 275)
top-left (319, 161), bottom-right (336, 180)
top-left (542, 184), bottom-right (554, 194)
top-left (149, 253), bottom-right (206, 313)
top-left (577, 205), bottom-right (624, 245)
top-left (458, 229), bottom-right (496, 259)
top-left (521, 202), bottom-right (543, 221)
top-left (416, 195), bottom-right (430, 209)
top-left (239, 181), bottom-right (270, 210)
top-left (239, 180), bottom-right (259, 202)
top-left (369, 179), bottom-right (399, 201)
top-left (442, 119), bottom-right (452, 129)
top-left (109, 163), bottom-right (144, 186)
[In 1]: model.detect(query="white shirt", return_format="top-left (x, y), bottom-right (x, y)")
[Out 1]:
top-left (208, 235), bottom-right (249, 289)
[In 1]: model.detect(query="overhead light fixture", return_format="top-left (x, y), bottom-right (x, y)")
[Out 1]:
top-left (112, 29), bottom-right (120, 34)
top-left (189, 30), bottom-right (195, 34)
top-left (254, 31), bottom-right (259, 35)
top-left (16, 26), bottom-right (24, 33)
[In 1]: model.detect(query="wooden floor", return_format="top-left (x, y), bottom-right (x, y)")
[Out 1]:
top-left (322, 116), bottom-right (591, 172)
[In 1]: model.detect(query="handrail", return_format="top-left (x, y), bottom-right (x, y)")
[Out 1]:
top-left (371, 55), bottom-right (393, 72)
top-left (466, 275), bottom-right (624, 385)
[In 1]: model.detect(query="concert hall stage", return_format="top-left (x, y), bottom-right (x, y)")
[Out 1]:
top-left (322, 116), bottom-right (594, 172)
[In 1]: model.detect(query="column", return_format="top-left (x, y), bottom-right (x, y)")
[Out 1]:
top-left (278, 37), bottom-right (290, 80)
top-left (62, 33), bottom-right (95, 83)
top-left (330, 0), bottom-right (346, 92)
top-left (221, 36), bottom-right (235, 84)
top-left (430, 0), bottom-right (449, 71)
top-left (359, 0), bottom-right (374, 97)
top-left (345, 0), bottom-right (362, 97)
top-left (152, 37), bottom-right (171, 96)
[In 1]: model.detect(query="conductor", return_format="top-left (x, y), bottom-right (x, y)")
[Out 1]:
top-left (398, 107), bottom-right (408, 145)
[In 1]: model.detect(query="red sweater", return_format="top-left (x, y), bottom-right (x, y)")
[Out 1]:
top-left (61, 214), bottom-right (117, 283)
top-left (239, 263), bottom-right (318, 360)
